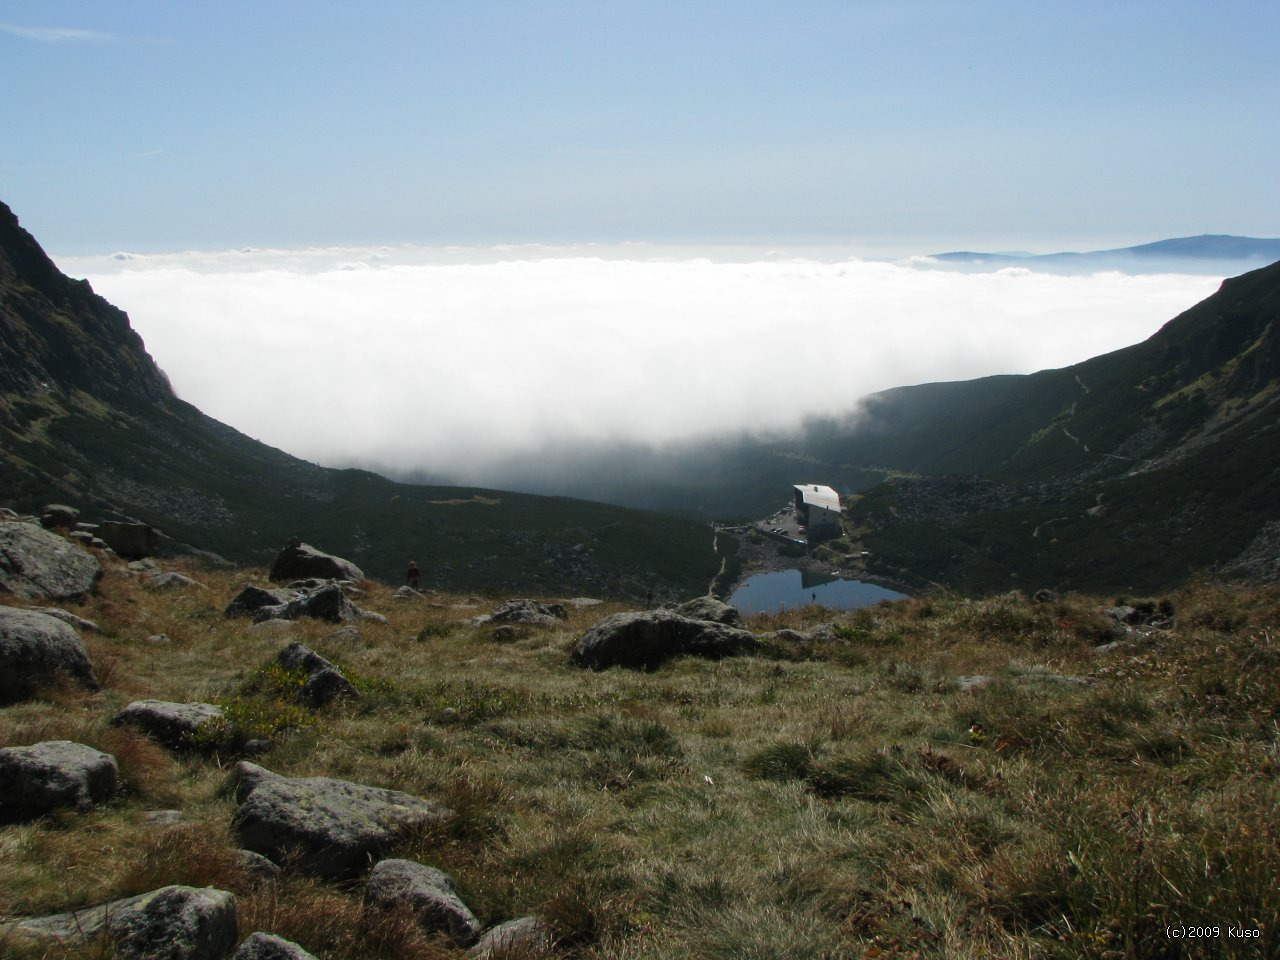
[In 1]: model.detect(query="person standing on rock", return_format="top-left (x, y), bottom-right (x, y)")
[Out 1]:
top-left (406, 560), bottom-right (421, 590)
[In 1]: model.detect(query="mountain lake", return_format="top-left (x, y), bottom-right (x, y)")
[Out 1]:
top-left (729, 568), bottom-right (908, 614)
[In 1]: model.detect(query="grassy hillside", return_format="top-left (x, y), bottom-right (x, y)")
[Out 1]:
top-left (2, 559), bottom-right (1276, 958)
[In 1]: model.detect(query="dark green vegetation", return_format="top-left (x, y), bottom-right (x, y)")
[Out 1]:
top-left (0, 202), bottom-right (717, 598)
top-left (2, 565), bottom-right (1276, 958)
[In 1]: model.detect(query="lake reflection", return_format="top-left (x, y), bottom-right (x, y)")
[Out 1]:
top-left (728, 569), bottom-right (907, 614)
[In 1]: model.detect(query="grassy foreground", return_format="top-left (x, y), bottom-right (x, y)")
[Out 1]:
top-left (1, 561), bottom-right (1277, 959)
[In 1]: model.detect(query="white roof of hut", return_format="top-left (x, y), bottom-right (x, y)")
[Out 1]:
top-left (794, 483), bottom-right (841, 512)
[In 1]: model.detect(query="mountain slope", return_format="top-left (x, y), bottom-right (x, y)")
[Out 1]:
top-left (929, 234), bottom-right (1280, 274)
top-left (0, 201), bottom-right (718, 598)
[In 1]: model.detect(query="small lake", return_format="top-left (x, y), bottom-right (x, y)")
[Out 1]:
top-left (728, 569), bottom-right (907, 614)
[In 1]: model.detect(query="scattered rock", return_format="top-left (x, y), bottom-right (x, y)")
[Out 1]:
top-left (956, 675), bottom-right (993, 691)
top-left (563, 597), bottom-right (602, 608)
top-left (40, 504), bottom-right (80, 529)
top-left (36, 606), bottom-right (102, 632)
top-left (127, 559), bottom-right (159, 573)
top-left (5, 885), bottom-right (238, 960)
top-left (145, 809), bottom-right (186, 826)
top-left (146, 633), bottom-right (174, 644)
top-left (364, 859), bottom-right (481, 947)
top-left (146, 571), bottom-right (204, 590)
top-left (469, 916), bottom-right (553, 958)
top-left (231, 763), bottom-right (450, 881)
top-left (571, 609), bottom-right (757, 670)
top-left (98, 521), bottom-right (158, 560)
top-left (225, 584), bottom-right (297, 619)
top-left (232, 932), bottom-right (318, 960)
top-left (0, 606), bottom-right (100, 704)
top-left (393, 586), bottom-right (424, 601)
top-left (0, 740), bottom-right (119, 823)
top-left (253, 583), bottom-right (364, 625)
top-left (269, 541), bottom-right (364, 584)
top-left (233, 850), bottom-right (282, 885)
top-left (675, 596), bottom-right (742, 625)
top-left (113, 700), bottom-right (225, 750)
top-left (0, 521), bottom-right (103, 601)
top-left (324, 625), bottom-right (364, 646)
top-left (277, 642), bottom-right (359, 707)
top-left (484, 599), bottom-right (568, 627)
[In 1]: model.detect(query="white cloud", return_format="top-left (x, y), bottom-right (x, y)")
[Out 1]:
top-left (76, 250), bottom-right (1222, 479)
top-left (0, 22), bottom-right (124, 43)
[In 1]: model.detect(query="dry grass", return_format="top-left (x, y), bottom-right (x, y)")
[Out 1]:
top-left (2, 565), bottom-right (1278, 958)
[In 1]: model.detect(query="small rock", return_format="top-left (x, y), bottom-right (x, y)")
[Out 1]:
top-left (365, 859), bottom-right (481, 947)
top-left (468, 916), bottom-right (553, 958)
top-left (233, 850), bottom-right (282, 886)
top-left (146, 572), bottom-right (204, 590)
top-left (145, 809), bottom-right (185, 826)
top-left (232, 932), bottom-right (317, 960)
top-left (36, 607), bottom-right (102, 633)
top-left (146, 633), bottom-right (173, 644)
top-left (127, 559), bottom-right (159, 573)
top-left (0, 740), bottom-right (118, 823)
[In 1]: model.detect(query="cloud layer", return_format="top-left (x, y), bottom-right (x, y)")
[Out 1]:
top-left (74, 250), bottom-right (1222, 481)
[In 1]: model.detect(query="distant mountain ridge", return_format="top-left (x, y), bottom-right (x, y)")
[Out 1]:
top-left (928, 234), bottom-right (1280, 275)
top-left (0, 201), bottom-right (718, 598)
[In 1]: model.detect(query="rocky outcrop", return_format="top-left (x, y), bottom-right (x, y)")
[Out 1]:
top-left (0, 521), bottom-right (102, 601)
top-left (253, 582), bottom-right (363, 624)
top-left (5, 885), bottom-right (238, 960)
top-left (98, 520), bottom-right (158, 560)
top-left (113, 700), bottom-right (225, 750)
top-left (232, 932), bottom-right (317, 960)
top-left (277, 642), bottom-right (359, 707)
top-left (269, 541), bottom-right (364, 584)
top-left (364, 859), bottom-right (481, 947)
top-left (571, 609), bottom-right (757, 670)
top-left (224, 585), bottom-right (296, 619)
top-left (0, 740), bottom-right (118, 823)
top-left (40, 504), bottom-right (80, 529)
top-left (468, 916), bottom-right (553, 958)
top-left (231, 763), bottom-right (451, 881)
top-left (0, 606), bottom-right (99, 704)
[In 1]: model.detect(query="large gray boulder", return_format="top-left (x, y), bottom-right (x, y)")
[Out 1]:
top-left (40, 504), bottom-right (80, 529)
top-left (232, 932), bottom-right (318, 960)
top-left (468, 916), bottom-right (554, 958)
top-left (98, 521), bottom-right (158, 560)
top-left (0, 740), bottom-right (118, 823)
top-left (231, 764), bottom-right (451, 881)
top-left (0, 606), bottom-right (99, 704)
top-left (5, 885), bottom-right (237, 960)
top-left (113, 700), bottom-right (226, 750)
top-left (0, 521), bottom-right (102, 601)
top-left (276, 642), bottom-right (359, 707)
top-left (675, 596), bottom-right (742, 626)
top-left (571, 609), bottom-right (757, 670)
top-left (269, 541), bottom-right (364, 584)
top-left (365, 859), bottom-right (481, 947)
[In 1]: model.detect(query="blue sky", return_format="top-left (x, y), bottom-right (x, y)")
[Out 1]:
top-left (3, 1), bottom-right (1277, 255)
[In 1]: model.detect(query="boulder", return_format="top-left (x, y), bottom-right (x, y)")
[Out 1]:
top-left (0, 740), bottom-right (118, 823)
top-left (365, 859), bottom-right (481, 947)
top-left (268, 541), bottom-right (364, 584)
top-left (252, 583), bottom-right (363, 625)
top-left (225, 585), bottom-right (298, 619)
top-left (113, 700), bottom-right (226, 750)
top-left (487, 599), bottom-right (568, 627)
top-left (675, 596), bottom-right (742, 625)
top-left (98, 521), bottom-right (158, 560)
top-left (231, 764), bottom-right (450, 881)
top-left (0, 606), bottom-right (99, 704)
top-left (0, 521), bottom-right (102, 601)
top-left (468, 917), bottom-right (553, 958)
top-left (40, 504), bottom-right (80, 529)
top-left (571, 609), bottom-right (757, 670)
top-left (233, 850), bottom-right (282, 885)
top-left (232, 932), bottom-right (317, 960)
top-left (277, 642), bottom-right (359, 707)
top-left (5, 885), bottom-right (237, 960)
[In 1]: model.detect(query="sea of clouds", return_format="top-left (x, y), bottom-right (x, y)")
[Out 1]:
top-left (64, 247), bottom-right (1222, 481)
